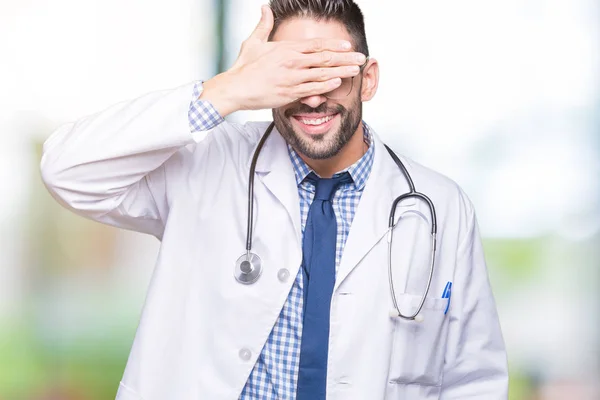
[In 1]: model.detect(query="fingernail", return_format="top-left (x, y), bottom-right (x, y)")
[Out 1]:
top-left (342, 41), bottom-right (351, 50)
top-left (357, 54), bottom-right (366, 63)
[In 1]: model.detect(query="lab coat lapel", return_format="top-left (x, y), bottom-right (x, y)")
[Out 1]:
top-left (334, 133), bottom-right (413, 291)
top-left (251, 125), bottom-right (302, 244)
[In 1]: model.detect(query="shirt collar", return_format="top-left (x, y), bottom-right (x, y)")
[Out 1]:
top-left (287, 122), bottom-right (375, 191)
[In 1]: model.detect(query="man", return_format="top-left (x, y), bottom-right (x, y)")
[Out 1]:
top-left (41, 0), bottom-right (508, 399)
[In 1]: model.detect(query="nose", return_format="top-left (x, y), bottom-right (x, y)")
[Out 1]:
top-left (299, 94), bottom-right (328, 109)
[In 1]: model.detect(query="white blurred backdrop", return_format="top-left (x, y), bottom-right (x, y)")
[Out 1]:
top-left (1, 0), bottom-right (598, 398)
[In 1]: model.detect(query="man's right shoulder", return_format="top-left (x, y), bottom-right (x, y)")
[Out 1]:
top-left (207, 120), bottom-right (271, 148)
top-left (229, 120), bottom-right (272, 143)
top-left (173, 120), bottom-right (273, 172)
top-left (205, 119), bottom-right (271, 154)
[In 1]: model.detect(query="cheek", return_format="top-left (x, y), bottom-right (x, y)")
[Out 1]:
top-left (275, 107), bottom-right (292, 121)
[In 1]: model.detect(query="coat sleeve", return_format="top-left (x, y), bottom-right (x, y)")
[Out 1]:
top-left (40, 82), bottom-right (211, 239)
top-left (440, 199), bottom-right (509, 399)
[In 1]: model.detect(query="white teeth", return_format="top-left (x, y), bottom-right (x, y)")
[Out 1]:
top-left (300, 115), bottom-right (334, 125)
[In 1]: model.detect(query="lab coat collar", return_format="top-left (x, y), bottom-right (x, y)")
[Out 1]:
top-left (334, 130), bottom-right (415, 292)
top-left (251, 124), bottom-right (303, 245)
top-left (249, 122), bottom-right (281, 174)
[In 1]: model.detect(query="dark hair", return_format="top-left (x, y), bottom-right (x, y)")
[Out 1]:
top-left (268, 0), bottom-right (369, 56)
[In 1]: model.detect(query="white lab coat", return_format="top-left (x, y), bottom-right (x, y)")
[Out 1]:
top-left (40, 82), bottom-right (508, 400)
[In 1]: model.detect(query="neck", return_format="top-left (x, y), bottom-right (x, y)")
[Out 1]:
top-left (299, 124), bottom-right (366, 178)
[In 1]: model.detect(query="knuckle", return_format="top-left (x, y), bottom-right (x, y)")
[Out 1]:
top-left (282, 58), bottom-right (296, 69)
top-left (283, 57), bottom-right (300, 68)
top-left (321, 51), bottom-right (333, 66)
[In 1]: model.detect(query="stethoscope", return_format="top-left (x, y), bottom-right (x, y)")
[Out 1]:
top-left (234, 122), bottom-right (437, 322)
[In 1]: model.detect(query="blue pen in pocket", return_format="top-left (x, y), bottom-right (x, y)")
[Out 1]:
top-left (442, 282), bottom-right (452, 315)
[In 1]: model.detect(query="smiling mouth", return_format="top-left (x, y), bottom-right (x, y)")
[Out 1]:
top-left (295, 115), bottom-right (335, 125)
top-left (292, 113), bottom-right (340, 135)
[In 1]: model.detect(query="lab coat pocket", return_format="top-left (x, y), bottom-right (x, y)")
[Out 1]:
top-left (388, 293), bottom-right (449, 387)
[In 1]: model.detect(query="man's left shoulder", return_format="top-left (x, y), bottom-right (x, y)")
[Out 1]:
top-left (400, 156), bottom-right (463, 195)
top-left (397, 155), bottom-right (476, 220)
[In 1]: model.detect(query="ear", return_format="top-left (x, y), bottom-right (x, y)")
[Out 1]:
top-left (360, 58), bottom-right (379, 102)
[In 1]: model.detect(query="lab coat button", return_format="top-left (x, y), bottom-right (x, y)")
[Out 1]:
top-left (239, 348), bottom-right (252, 361)
top-left (277, 269), bottom-right (290, 283)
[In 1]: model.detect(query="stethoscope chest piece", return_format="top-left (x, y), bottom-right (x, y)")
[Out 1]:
top-left (235, 252), bottom-right (263, 285)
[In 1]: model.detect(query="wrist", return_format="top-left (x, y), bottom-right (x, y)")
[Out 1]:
top-left (199, 72), bottom-right (241, 117)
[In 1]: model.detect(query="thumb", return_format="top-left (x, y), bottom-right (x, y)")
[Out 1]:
top-left (249, 5), bottom-right (274, 42)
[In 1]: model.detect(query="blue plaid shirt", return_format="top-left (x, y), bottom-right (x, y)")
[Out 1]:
top-left (189, 82), bottom-right (375, 400)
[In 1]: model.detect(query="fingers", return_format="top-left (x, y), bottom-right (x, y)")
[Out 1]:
top-left (289, 38), bottom-right (354, 53)
top-left (293, 79), bottom-right (342, 98)
top-left (297, 51), bottom-right (366, 69)
top-left (294, 65), bottom-right (360, 85)
top-left (249, 5), bottom-right (274, 42)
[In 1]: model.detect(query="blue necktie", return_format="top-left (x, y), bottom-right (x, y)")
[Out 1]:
top-left (296, 171), bottom-right (353, 400)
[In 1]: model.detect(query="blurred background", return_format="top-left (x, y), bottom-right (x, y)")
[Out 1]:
top-left (1, 0), bottom-right (598, 398)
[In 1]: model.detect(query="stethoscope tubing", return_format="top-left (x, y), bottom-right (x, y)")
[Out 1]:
top-left (245, 123), bottom-right (276, 253)
top-left (384, 145), bottom-right (438, 320)
top-left (240, 122), bottom-right (438, 321)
